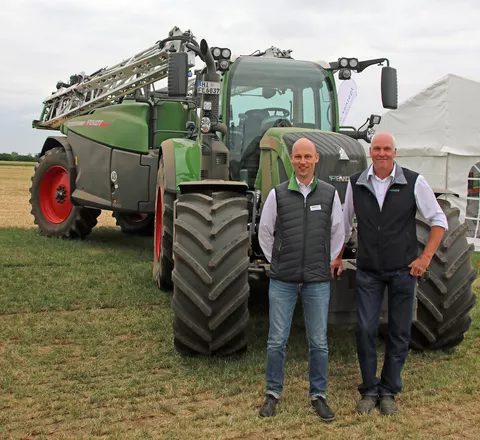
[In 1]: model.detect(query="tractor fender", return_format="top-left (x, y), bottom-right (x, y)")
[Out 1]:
top-left (159, 138), bottom-right (200, 192)
top-left (158, 139), bottom-right (177, 192)
top-left (40, 136), bottom-right (77, 203)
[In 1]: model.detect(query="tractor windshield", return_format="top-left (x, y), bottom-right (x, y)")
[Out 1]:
top-left (226, 56), bottom-right (335, 182)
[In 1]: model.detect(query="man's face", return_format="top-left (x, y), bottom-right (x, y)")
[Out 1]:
top-left (290, 141), bottom-right (319, 181)
top-left (370, 134), bottom-right (396, 174)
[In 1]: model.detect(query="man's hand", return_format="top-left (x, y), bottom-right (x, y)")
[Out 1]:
top-left (408, 255), bottom-right (431, 277)
top-left (331, 256), bottom-right (343, 279)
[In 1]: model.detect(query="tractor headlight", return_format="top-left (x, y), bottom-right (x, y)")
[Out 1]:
top-left (349, 58), bottom-right (358, 68)
top-left (212, 47), bottom-right (222, 59)
top-left (200, 117), bottom-right (211, 133)
top-left (219, 59), bottom-right (230, 71)
top-left (339, 69), bottom-right (351, 80)
top-left (221, 48), bottom-right (231, 59)
top-left (366, 127), bottom-right (375, 142)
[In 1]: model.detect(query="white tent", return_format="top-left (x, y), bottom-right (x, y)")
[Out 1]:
top-left (376, 74), bottom-right (480, 251)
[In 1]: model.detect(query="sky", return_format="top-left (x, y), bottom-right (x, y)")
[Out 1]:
top-left (1, 0), bottom-right (480, 154)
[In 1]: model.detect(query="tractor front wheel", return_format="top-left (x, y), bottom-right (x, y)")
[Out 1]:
top-left (172, 191), bottom-right (250, 356)
top-left (29, 147), bottom-right (100, 238)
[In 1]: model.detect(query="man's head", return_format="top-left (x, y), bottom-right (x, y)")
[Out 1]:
top-left (290, 138), bottom-right (319, 183)
top-left (369, 132), bottom-right (396, 177)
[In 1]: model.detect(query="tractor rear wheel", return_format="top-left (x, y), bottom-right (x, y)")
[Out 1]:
top-left (112, 212), bottom-right (154, 236)
top-left (172, 191), bottom-right (250, 356)
top-left (29, 147), bottom-right (100, 238)
top-left (411, 199), bottom-right (477, 350)
top-left (153, 157), bottom-right (176, 290)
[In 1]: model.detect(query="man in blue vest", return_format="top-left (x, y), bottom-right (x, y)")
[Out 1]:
top-left (332, 132), bottom-right (447, 415)
top-left (257, 137), bottom-right (345, 422)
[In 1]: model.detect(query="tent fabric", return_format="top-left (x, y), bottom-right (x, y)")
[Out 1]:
top-left (375, 74), bottom-right (480, 250)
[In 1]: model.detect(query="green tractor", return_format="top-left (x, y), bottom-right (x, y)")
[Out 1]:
top-left (31, 28), bottom-right (476, 355)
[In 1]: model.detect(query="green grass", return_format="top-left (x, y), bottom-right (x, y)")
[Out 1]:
top-left (471, 251), bottom-right (480, 269)
top-left (0, 161), bottom-right (36, 166)
top-left (0, 228), bottom-right (479, 439)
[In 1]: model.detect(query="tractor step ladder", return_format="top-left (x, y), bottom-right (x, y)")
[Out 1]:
top-left (33, 26), bottom-right (197, 130)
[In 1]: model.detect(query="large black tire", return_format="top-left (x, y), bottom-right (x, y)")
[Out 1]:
top-left (152, 158), bottom-right (176, 290)
top-left (112, 212), bottom-right (154, 236)
top-left (411, 199), bottom-right (477, 350)
top-left (29, 147), bottom-right (101, 238)
top-left (172, 191), bottom-right (250, 356)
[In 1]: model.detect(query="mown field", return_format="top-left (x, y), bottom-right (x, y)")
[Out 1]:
top-left (0, 165), bottom-right (479, 439)
top-left (0, 164), bottom-right (116, 229)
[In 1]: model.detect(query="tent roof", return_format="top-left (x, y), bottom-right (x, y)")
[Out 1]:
top-left (377, 74), bottom-right (480, 156)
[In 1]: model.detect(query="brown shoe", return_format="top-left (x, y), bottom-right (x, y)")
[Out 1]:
top-left (379, 396), bottom-right (398, 416)
top-left (259, 395), bottom-right (279, 417)
top-left (356, 395), bottom-right (378, 414)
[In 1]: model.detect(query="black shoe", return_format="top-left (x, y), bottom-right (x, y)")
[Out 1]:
top-left (259, 395), bottom-right (279, 417)
top-left (356, 395), bottom-right (378, 414)
top-left (311, 397), bottom-right (335, 422)
top-left (379, 395), bottom-right (398, 416)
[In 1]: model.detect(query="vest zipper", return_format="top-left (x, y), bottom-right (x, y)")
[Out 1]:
top-left (300, 195), bottom-right (308, 282)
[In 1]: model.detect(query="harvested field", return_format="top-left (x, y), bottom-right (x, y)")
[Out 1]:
top-left (0, 165), bottom-right (117, 229)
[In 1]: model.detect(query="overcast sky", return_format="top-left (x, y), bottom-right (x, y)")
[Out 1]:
top-left (1, 0), bottom-right (480, 154)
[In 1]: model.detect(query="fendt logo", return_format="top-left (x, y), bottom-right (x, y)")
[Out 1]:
top-left (329, 176), bottom-right (349, 182)
top-left (66, 120), bottom-right (111, 128)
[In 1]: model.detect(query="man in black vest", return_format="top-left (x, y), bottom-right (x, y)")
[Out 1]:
top-left (332, 132), bottom-right (447, 415)
top-left (257, 138), bottom-right (345, 422)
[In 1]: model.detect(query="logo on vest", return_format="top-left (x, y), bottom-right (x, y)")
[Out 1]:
top-left (389, 188), bottom-right (400, 192)
top-left (310, 205), bottom-right (322, 211)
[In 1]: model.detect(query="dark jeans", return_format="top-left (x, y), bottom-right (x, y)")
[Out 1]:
top-left (355, 268), bottom-right (416, 397)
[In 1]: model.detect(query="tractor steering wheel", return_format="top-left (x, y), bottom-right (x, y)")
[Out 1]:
top-left (262, 107), bottom-right (290, 117)
top-left (272, 118), bottom-right (293, 128)
top-left (245, 107), bottom-right (290, 118)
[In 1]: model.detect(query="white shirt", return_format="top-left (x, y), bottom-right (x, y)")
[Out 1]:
top-left (343, 164), bottom-right (448, 242)
top-left (259, 177), bottom-right (345, 263)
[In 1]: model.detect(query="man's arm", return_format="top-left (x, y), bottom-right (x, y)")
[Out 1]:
top-left (258, 189), bottom-right (277, 263)
top-left (330, 190), bottom-right (345, 278)
top-left (408, 226), bottom-right (445, 276)
top-left (409, 175), bottom-right (448, 276)
top-left (331, 179), bottom-right (355, 276)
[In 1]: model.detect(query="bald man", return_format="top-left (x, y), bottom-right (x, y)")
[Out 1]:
top-left (332, 132), bottom-right (447, 415)
top-left (257, 138), bottom-right (344, 422)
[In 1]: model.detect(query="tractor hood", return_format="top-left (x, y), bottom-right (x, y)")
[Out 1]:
top-left (259, 128), bottom-right (368, 202)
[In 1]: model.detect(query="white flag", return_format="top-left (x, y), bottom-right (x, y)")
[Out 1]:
top-left (337, 79), bottom-right (358, 125)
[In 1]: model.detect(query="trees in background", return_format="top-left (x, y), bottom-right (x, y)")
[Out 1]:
top-left (0, 152), bottom-right (39, 162)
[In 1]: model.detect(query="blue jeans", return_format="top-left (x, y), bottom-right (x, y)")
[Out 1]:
top-left (265, 279), bottom-right (330, 400)
top-left (355, 268), bottom-right (416, 397)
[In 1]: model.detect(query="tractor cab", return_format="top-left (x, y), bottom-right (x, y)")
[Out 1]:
top-left (225, 56), bottom-right (336, 187)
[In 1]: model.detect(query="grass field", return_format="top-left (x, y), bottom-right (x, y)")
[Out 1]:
top-left (0, 165), bottom-right (116, 229)
top-left (0, 165), bottom-right (479, 439)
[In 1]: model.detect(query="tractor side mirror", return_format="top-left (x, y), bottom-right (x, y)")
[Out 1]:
top-left (381, 66), bottom-right (398, 109)
top-left (168, 52), bottom-right (188, 97)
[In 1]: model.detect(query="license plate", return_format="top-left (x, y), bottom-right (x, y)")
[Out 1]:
top-left (197, 81), bottom-right (221, 95)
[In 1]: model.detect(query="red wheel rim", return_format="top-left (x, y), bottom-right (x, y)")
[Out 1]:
top-left (155, 185), bottom-right (163, 261)
top-left (39, 166), bottom-right (73, 223)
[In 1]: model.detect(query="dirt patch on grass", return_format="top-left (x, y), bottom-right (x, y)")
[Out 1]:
top-left (0, 165), bottom-right (116, 228)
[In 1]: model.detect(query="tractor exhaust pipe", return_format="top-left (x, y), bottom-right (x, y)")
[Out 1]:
top-left (198, 39), bottom-right (229, 181)
top-left (200, 39), bottom-right (216, 74)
